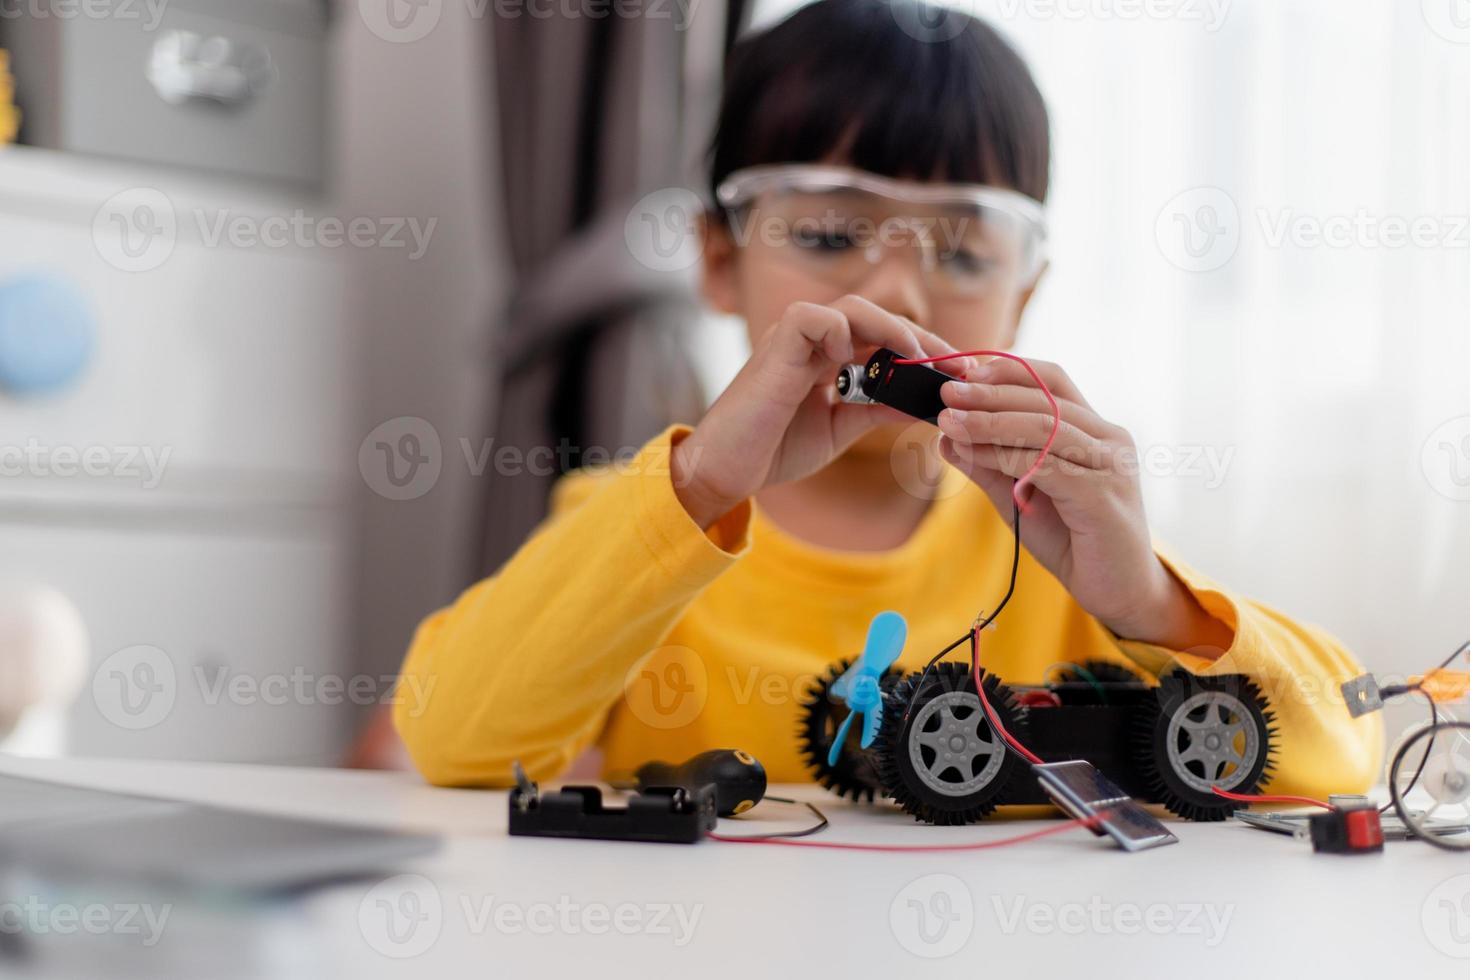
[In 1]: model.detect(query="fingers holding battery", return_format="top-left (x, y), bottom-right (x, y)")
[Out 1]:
top-left (965, 355), bottom-right (1094, 410)
top-left (939, 380), bottom-right (1115, 440)
top-left (935, 409), bottom-right (1108, 491)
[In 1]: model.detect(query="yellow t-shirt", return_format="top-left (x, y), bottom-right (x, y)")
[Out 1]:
top-left (394, 425), bottom-right (1382, 799)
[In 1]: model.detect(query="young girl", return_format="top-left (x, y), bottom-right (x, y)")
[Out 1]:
top-left (394, 0), bottom-right (1380, 805)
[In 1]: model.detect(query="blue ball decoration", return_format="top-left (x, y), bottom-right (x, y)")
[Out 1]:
top-left (0, 276), bottom-right (96, 397)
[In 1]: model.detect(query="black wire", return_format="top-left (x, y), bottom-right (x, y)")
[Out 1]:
top-left (1381, 691), bottom-right (1438, 814)
top-left (1376, 637), bottom-right (1467, 813)
top-left (710, 796), bottom-right (829, 840)
top-left (1428, 639), bottom-right (1470, 674)
top-left (1388, 720), bottom-right (1470, 851)
top-left (611, 785), bottom-right (830, 841)
top-left (902, 493), bottom-right (1023, 726)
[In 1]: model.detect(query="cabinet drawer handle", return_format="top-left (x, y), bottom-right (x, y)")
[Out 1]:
top-left (146, 29), bottom-right (275, 109)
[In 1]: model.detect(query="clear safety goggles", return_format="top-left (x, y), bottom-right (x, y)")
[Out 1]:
top-left (714, 165), bottom-right (1048, 298)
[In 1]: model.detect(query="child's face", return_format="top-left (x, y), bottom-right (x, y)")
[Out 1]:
top-left (701, 168), bottom-right (1046, 455)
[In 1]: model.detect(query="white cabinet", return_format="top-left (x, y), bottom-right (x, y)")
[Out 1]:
top-left (4, 521), bottom-right (349, 764)
top-left (0, 144), bottom-right (353, 761)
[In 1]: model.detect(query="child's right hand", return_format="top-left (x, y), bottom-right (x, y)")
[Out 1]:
top-left (671, 295), bottom-right (971, 528)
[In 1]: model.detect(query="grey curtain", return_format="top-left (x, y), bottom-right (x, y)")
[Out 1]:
top-left (476, 1), bottom-right (748, 575)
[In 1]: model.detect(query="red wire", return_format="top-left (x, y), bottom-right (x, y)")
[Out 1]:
top-left (970, 627), bottom-right (1043, 765)
top-left (892, 349), bottom-right (1061, 512)
top-left (707, 809), bottom-right (1108, 851)
top-left (1210, 787), bottom-right (1335, 810)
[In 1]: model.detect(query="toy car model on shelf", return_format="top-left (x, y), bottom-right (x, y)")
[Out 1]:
top-left (797, 612), bottom-right (1277, 825)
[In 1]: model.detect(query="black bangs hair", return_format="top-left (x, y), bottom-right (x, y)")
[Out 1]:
top-left (709, 0), bottom-right (1051, 207)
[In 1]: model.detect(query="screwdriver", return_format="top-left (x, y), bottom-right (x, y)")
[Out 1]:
top-left (635, 749), bottom-right (768, 817)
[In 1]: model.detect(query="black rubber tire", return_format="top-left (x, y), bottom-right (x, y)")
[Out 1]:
top-left (874, 662), bottom-right (1029, 825)
top-left (796, 658), bottom-right (900, 803)
top-left (1132, 671), bottom-right (1277, 821)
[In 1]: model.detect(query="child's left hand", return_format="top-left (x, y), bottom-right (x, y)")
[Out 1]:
top-left (934, 359), bottom-right (1234, 654)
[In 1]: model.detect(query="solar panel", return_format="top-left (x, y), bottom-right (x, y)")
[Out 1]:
top-left (1032, 760), bottom-right (1178, 852)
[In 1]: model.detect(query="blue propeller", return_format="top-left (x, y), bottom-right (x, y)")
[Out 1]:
top-left (827, 611), bottom-right (908, 766)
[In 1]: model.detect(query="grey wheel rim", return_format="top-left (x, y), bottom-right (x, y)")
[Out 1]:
top-left (1165, 690), bottom-right (1261, 792)
top-left (907, 690), bottom-right (1006, 797)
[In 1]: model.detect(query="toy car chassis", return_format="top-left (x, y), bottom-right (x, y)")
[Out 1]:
top-left (799, 658), bottom-right (1278, 825)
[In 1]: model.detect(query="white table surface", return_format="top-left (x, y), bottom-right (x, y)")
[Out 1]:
top-left (0, 752), bottom-right (1467, 979)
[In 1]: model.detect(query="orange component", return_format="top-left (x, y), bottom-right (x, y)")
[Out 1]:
top-left (1411, 670), bottom-right (1470, 704)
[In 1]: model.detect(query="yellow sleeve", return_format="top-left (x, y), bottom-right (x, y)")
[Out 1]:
top-left (1112, 548), bottom-right (1384, 799)
top-left (393, 425), bottom-right (752, 786)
